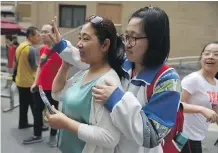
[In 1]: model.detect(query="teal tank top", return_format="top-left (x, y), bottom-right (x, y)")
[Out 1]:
top-left (58, 72), bottom-right (100, 153)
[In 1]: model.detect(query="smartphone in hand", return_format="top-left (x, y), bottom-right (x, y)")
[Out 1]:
top-left (38, 85), bottom-right (55, 114)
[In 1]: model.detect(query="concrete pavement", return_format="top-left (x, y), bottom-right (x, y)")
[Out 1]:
top-left (1, 86), bottom-right (57, 153)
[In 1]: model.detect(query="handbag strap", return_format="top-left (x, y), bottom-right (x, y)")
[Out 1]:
top-left (40, 48), bottom-right (56, 67)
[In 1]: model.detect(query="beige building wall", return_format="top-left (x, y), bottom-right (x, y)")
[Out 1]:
top-left (121, 1), bottom-right (218, 57)
top-left (31, 1), bottom-right (98, 46)
top-left (31, 1), bottom-right (218, 57)
top-left (1, 2), bottom-right (32, 46)
top-left (1, 1), bottom-right (31, 20)
top-left (31, 1), bottom-right (97, 33)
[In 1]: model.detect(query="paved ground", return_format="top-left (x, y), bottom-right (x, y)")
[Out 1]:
top-left (1, 63), bottom-right (218, 153)
top-left (1, 83), bottom-right (58, 153)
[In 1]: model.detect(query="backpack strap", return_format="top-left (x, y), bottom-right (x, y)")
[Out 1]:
top-left (147, 64), bottom-right (172, 101)
top-left (145, 64), bottom-right (185, 153)
top-left (146, 64), bottom-right (184, 130)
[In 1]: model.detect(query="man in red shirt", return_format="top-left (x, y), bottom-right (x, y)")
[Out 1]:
top-left (23, 24), bottom-right (62, 146)
top-left (5, 35), bottom-right (17, 71)
top-left (5, 35), bottom-right (17, 87)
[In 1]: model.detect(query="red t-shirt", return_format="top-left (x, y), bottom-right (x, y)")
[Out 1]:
top-left (8, 45), bottom-right (16, 68)
top-left (37, 45), bottom-right (62, 90)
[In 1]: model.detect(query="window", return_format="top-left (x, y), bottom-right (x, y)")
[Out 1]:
top-left (59, 5), bottom-right (86, 28)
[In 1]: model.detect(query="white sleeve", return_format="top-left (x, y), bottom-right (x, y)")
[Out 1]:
top-left (78, 106), bottom-right (121, 148)
top-left (77, 74), bottom-right (122, 148)
top-left (52, 71), bottom-right (85, 101)
top-left (181, 74), bottom-right (199, 94)
top-left (110, 92), bottom-right (144, 145)
top-left (59, 40), bottom-right (89, 70)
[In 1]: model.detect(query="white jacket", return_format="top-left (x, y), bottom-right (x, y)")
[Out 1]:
top-left (52, 69), bottom-right (122, 153)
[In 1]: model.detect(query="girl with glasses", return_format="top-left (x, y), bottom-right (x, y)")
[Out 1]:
top-left (180, 42), bottom-right (218, 153)
top-left (93, 7), bottom-right (182, 153)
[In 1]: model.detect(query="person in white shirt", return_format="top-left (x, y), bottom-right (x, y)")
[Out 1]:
top-left (180, 42), bottom-right (218, 153)
top-left (45, 16), bottom-right (125, 153)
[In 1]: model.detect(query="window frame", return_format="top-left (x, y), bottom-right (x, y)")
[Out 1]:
top-left (59, 4), bottom-right (86, 28)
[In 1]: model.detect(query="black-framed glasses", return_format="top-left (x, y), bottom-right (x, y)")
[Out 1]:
top-left (120, 34), bottom-right (147, 47)
top-left (85, 15), bottom-right (104, 25)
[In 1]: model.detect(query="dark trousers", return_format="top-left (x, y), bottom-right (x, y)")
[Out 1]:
top-left (33, 90), bottom-right (59, 137)
top-left (17, 86), bottom-right (34, 128)
top-left (181, 139), bottom-right (202, 153)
